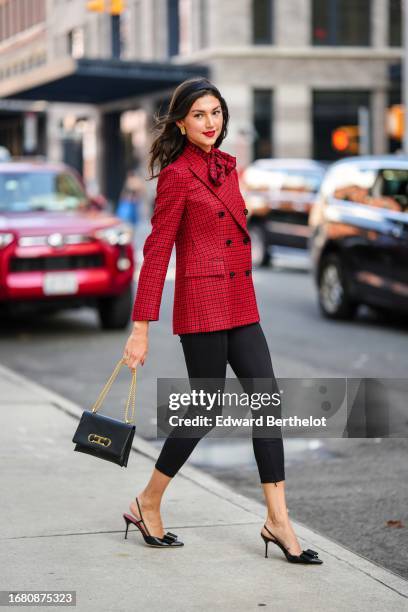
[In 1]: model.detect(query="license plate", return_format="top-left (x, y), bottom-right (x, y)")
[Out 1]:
top-left (43, 272), bottom-right (78, 295)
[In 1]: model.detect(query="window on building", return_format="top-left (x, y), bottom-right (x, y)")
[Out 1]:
top-left (389, 0), bottom-right (402, 47)
top-left (68, 27), bottom-right (85, 59)
top-left (252, 0), bottom-right (273, 44)
top-left (312, 0), bottom-right (370, 46)
top-left (253, 89), bottom-right (273, 159)
top-left (0, 0), bottom-right (46, 43)
top-left (133, 0), bottom-right (142, 57)
top-left (313, 90), bottom-right (371, 160)
top-left (198, 0), bottom-right (209, 48)
top-left (168, 0), bottom-right (180, 56)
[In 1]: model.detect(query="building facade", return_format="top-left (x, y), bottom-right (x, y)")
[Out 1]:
top-left (0, 0), bottom-right (404, 198)
top-left (162, 0), bottom-right (403, 164)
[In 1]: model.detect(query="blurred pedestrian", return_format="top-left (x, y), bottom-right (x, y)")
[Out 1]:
top-left (116, 170), bottom-right (145, 229)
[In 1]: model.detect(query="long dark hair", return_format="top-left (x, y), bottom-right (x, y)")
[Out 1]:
top-left (147, 77), bottom-right (230, 180)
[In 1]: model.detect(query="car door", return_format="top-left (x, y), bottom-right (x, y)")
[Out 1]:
top-left (323, 161), bottom-right (395, 306)
top-left (371, 167), bottom-right (408, 310)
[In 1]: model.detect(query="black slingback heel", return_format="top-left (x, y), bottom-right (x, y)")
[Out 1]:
top-left (123, 497), bottom-right (184, 548)
top-left (261, 524), bottom-right (323, 564)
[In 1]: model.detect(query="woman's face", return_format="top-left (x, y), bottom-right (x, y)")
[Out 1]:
top-left (176, 94), bottom-right (223, 152)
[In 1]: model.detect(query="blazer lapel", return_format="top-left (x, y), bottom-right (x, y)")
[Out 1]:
top-left (187, 160), bottom-right (250, 237)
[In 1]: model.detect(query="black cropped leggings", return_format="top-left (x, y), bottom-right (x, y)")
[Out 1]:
top-left (155, 322), bottom-right (285, 485)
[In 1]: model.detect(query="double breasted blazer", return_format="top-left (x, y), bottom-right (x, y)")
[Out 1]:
top-left (131, 139), bottom-right (260, 334)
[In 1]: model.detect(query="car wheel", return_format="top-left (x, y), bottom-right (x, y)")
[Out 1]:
top-left (97, 285), bottom-right (133, 330)
top-left (318, 254), bottom-right (358, 319)
top-left (249, 225), bottom-right (271, 268)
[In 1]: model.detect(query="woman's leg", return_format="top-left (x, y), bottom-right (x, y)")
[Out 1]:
top-left (155, 329), bottom-right (228, 476)
top-left (227, 322), bottom-right (302, 555)
top-left (129, 469), bottom-right (173, 539)
top-left (130, 329), bottom-right (228, 537)
top-left (226, 322), bottom-right (284, 484)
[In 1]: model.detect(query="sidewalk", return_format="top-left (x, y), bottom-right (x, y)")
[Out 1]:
top-left (0, 363), bottom-right (407, 612)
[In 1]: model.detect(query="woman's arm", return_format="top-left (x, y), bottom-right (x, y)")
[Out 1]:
top-left (131, 164), bottom-right (187, 322)
top-left (122, 165), bottom-right (187, 369)
top-left (123, 320), bottom-right (149, 368)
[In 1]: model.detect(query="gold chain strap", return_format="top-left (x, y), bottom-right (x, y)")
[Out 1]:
top-left (125, 364), bottom-right (137, 424)
top-left (91, 358), bottom-right (136, 424)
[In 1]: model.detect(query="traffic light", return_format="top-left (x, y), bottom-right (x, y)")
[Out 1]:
top-left (331, 125), bottom-right (359, 154)
top-left (387, 105), bottom-right (404, 140)
top-left (110, 0), bottom-right (125, 14)
top-left (86, 0), bottom-right (125, 14)
top-left (86, 0), bottom-right (105, 12)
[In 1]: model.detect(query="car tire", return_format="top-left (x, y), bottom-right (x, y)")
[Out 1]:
top-left (249, 224), bottom-right (271, 268)
top-left (318, 253), bottom-right (358, 320)
top-left (97, 285), bottom-right (133, 330)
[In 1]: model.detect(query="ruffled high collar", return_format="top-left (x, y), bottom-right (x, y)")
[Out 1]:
top-left (185, 139), bottom-right (213, 159)
top-left (184, 138), bottom-right (236, 186)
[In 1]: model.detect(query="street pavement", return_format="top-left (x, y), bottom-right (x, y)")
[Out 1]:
top-left (1, 362), bottom-right (407, 612)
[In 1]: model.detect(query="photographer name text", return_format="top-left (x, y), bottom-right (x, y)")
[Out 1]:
top-left (167, 415), bottom-right (327, 427)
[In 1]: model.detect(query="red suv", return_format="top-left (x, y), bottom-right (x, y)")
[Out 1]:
top-left (0, 161), bottom-right (135, 329)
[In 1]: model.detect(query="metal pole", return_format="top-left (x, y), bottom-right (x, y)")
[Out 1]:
top-left (358, 106), bottom-right (371, 155)
top-left (111, 14), bottom-right (121, 59)
top-left (403, 0), bottom-right (408, 152)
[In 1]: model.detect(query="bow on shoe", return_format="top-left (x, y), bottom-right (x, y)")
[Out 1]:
top-left (208, 149), bottom-right (236, 186)
top-left (302, 548), bottom-right (319, 558)
top-left (161, 531), bottom-right (178, 544)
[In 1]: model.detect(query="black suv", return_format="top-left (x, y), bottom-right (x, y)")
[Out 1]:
top-left (309, 155), bottom-right (408, 319)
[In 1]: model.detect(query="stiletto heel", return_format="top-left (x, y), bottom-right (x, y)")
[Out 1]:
top-left (260, 524), bottom-right (323, 564)
top-left (123, 515), bottom-right (136, 540)
top-left (261, 534), bottom-right (269, 558)
top-left (122, 496), bottom-right (184, 548)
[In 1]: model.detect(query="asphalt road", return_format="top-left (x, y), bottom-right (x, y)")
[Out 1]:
top-left (1, 242), bottom-right (407, 579)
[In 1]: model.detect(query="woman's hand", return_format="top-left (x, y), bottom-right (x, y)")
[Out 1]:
top-left (122, 321), bottom-right (149, 369)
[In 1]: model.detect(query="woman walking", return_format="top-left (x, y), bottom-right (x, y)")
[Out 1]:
top-left (122, 77), bottom-right (322, 564)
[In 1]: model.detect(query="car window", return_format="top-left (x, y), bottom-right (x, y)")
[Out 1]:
top-left (245, 165), bottom-right (324, 193)
top-left (322, 164), bottom-right (376, 203)
top-left (0, 171), bottom-right (87, 213)
top-left (280, 170), bottom-right (324, 193)
top-left (322, 164), bottom-right (408, 213)
top-left (371, 169), bottom-right (408, 212)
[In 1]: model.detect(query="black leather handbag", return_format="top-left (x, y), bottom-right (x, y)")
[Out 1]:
top-left (72, 358), bottom-right (136, 467)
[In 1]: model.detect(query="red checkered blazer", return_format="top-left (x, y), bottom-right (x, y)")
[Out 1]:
top-left (131, 139), bottom-right (260, 334)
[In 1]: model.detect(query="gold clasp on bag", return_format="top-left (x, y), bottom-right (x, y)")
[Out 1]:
top-left (88, 433), bottom-right (112, 447)
top-left (90, 358), bottom-right (136, 425)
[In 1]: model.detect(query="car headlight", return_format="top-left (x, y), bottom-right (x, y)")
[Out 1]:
top-left (0, 232), bottom-right (14, 248)
top-left (94, 223), bottom-right (133, 246)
